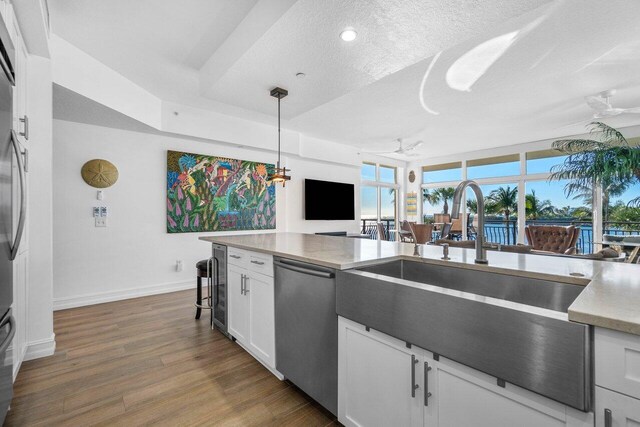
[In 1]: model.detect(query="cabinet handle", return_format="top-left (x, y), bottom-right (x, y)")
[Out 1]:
top-left (424, 362), bottom-right (432, 406)
top-left (240, 274), bottom-right (245, 295)
top-left (243, 276), bottom-right (250, 295)
top-left (229, 254), bottom-right (241, 259)
top-left (250, 260), bottom-right (265, 265)
top-left (411, 355), bottom-right (419, 397)
top-left (604, 409), bottom-right (612, 427)
top-left (19, 115), bottom-right (28, 140)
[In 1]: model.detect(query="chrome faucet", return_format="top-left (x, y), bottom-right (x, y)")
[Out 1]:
top-left (451, 180), bottom-right (488, 264)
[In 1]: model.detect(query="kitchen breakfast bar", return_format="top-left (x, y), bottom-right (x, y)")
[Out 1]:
top-left (200, 232), bottom-right (640, 427)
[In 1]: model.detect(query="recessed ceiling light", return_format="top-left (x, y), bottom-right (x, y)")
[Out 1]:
top-left (340, 28), bottom-right (357, 42)
top-left (296, 72), bottom-right (306, 79)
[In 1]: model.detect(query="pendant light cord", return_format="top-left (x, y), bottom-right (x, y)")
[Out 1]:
top-left (277, 97), bottom-right (281, 168)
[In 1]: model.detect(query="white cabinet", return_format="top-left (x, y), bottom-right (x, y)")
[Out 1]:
top-left (338, 317), bottom-right (593, 427)
top-left (246, 271), bottom-right (275, 368)
top-left (339, 318), bottom-right (423, 427)
top-left (595, 327), bottom-right (640, 400)
top-left (429, 357), bottom-right (588, 427)
top-left (594, 327), bottom-right (640, 427)
top-left (227, 248), bottom-right (277, 374)
top-left (595, 386), bottom-right (640, 427)
top-left (227, 265), bottom-right (249, 344)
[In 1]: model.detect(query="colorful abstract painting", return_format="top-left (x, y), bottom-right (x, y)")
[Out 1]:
top-left (166, 150), bottom-right (276, 233)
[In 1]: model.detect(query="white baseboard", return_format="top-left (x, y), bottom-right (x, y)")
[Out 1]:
top-left (53, 280), bottom-right (195, 311)
top-left (12, 345), bottom-right (27, 381)
top-left (24, 334), bottom-right (56, 361)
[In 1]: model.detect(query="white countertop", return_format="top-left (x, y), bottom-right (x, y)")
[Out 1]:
top-left (199, 232), bottom-right (640, 336)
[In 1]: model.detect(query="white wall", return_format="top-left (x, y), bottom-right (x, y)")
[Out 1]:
top-left (52, 119), bottom-right (361, 309)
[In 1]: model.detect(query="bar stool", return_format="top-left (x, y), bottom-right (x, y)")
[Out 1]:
top-left (195, 259), bottom-right (212, 319)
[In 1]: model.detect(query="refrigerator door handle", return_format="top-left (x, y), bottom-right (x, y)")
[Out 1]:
top-left (9, 130), bottom-right (26, 261)
top-left (0, 314), bottom-right (15, 354)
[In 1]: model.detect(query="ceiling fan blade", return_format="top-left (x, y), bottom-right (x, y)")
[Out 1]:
top-left (404, 140), bottom-right (424, 150)
top-left (585, 95), bottom-right (610, 112)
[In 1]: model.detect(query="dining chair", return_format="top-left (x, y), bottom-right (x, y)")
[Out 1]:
top-left (399, 220), bottom-right (416, 243)
top-left (449, 218), bottom-right (463, 240)
top-left (376, 222), bottom-right (388, 241)
top-left (433, 213), bottom-right (451, 226)
top-left (440, 222), bottom-right (453, 240)
top-left (412, 223), bottom-right (433, 244)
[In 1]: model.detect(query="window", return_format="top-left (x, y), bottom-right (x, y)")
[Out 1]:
top-left (422, 186), bottom-right (457, 221)
top-left (360, 186), bottom-right (378, 220)
top-left (467, 154), bottom-right (520, 179)
top-left (420, 146), bottom-right (638, 253)
top-left (361, 163), bottom-right (376, 181)
top-left (468, 183), bottom-right (519, 245)
top-left (526, 179), bottom-right (592, 253)
top-left (526, 149), bottom-right (567, 175)
top-left (422, 162), bottom-right (462, 184)
top-left (379, 165), bottom-right (396, 184)
top-left (381, 188), bottom-right (396, 220)
top-left (360, 163), bottom-right (399, 239)
top-left (604, 183), bottom-right (640, 240)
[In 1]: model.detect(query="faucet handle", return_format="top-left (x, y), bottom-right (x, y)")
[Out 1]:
top-left (441, 243), bottom-right (450, 260)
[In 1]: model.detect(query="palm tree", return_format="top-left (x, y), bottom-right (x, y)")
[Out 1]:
top-left (423, 187), bottom-right (456, 215)
top-left (487, 186), bottom-right (518, 244)
top-left (487, 186), bottom-right (518, 220)
top-left (566, 181), bottom-right (627, 222)
top-left (525, 190), bottom-right (554, 219)
top-left (466, 199), bottom-right (478, 214)
top-left (550, 121), bottom-right (640, 209)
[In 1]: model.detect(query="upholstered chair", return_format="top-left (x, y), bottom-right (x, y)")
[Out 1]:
top-left (524, 225), bottom-right (580, 255)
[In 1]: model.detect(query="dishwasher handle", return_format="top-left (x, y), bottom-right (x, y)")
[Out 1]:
top-left (274, 259), bottom-right (335, 279)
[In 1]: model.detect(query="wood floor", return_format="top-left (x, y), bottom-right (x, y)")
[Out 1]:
top-left (5, 290), bottom-right (337, 426)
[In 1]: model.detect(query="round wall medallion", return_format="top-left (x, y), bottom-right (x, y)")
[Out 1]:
top-left (408, 170), bottom-right (416, 183)
top-left (81, 159), bottom-right (119, 188)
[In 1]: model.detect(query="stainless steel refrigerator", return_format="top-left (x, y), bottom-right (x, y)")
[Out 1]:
top-left (0, 16), bottom-right (24, 425)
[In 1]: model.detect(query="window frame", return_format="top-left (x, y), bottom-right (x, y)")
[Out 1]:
top-left (420, 151), bottom-right (602, 247)
top-left (360, 162), bottom-right (400, 225)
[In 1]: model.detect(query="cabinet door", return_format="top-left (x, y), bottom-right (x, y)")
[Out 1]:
top-left (595, 386), bottom-right (640, 427)
top-left (427, 357), bottom-right (570, 427)
top-left (246, 272), bottom-right (275, 368)
top-left (338, 318), bottom-right (422, 427)
top-left (227, 266), bottom-right (249, 344)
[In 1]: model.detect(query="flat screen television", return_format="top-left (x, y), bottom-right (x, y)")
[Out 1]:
top-left (305, 179), bottom-right (355, 220)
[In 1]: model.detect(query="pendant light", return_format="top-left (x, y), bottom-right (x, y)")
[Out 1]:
top-left (268, 87), bottom-right (291, 186)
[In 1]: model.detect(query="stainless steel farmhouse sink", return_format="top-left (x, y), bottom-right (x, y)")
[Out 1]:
top-left (336, 260), bottom-right (592, 411)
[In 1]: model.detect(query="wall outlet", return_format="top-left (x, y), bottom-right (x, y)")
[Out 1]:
top-left (95, 217), bottom-right (107, 227)
top-left (176, 260), bottom-right (183, 272)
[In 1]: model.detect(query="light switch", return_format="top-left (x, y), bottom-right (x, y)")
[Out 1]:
top-left (93, 207), bottom-right (100, 217)
top-left (100, 206), bottom-right (108, 217)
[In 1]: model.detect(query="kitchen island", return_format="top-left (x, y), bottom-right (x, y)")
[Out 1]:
top-left (200, 232), bottom-right (640, 426)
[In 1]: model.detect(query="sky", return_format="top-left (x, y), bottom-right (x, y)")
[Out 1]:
top-left (362, 157), bottom-right (640, 219)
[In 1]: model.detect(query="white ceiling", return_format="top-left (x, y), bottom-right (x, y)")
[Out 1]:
top-left (50, 0), bottom-right (640, 158)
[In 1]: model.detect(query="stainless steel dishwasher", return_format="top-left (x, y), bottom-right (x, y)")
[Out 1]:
top-left (274, 257), bottom-right (337, 416)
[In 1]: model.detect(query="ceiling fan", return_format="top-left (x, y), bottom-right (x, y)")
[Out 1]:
top-left (585, 89), bottom-right (640, 118)
top-left (360, 138), bottom-right (424, 157)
